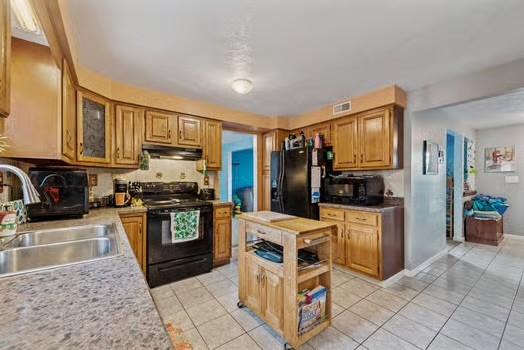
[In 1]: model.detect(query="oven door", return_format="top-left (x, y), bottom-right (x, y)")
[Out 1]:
top-left (147, 205), bottom-right (213, 265)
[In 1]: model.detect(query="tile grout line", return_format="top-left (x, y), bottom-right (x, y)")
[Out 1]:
top-left (496, 257), bottom-right (524, 350)
top-left (426, 243), bottom-right (510, 349)
top-left (330, 256), bottom-right (460, 349)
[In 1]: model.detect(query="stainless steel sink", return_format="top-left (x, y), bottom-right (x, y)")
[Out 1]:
top-left (0, 224), bottom-right (120, 277)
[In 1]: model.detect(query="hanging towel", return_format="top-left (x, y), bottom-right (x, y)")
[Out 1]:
top-left (170, 210), bottom-right (200, 243)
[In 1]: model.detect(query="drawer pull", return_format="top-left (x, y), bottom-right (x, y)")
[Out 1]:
top-left (256, 230), bottom-right (266, 235)
top-left (356, 217), bottom-right (367, 221)
top-left (303, 236), bottom-right (329, 245)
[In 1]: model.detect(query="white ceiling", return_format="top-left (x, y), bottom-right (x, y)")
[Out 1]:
top-left (440, 88), bottom-right (524, 130)
top-left (66, 0), bottom-right (524, 117)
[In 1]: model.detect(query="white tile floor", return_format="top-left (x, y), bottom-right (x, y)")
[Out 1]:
top-left (151, 237), bottom-right (524, 349)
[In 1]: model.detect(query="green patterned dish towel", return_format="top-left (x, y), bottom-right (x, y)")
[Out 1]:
top-left (170, 210), bottom-right (200, 243)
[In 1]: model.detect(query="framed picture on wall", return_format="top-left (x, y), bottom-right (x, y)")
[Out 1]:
top-left (485, 145), bottom-right (515, 172)
top-left (423, 140), bottom-right (439, 175)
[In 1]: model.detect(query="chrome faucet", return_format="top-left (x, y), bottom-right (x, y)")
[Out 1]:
top-left (0, 164), bottom-right (40, 204)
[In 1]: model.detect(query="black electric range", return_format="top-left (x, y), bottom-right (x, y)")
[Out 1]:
top-left (140, 181), bottom-right (213, 287)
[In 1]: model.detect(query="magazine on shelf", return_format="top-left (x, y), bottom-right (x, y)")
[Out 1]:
top-left (297, 285), bottom-right (327, 335)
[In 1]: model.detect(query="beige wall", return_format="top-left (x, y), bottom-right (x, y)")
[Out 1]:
top-left (87, 158), bottom-right (215, 199)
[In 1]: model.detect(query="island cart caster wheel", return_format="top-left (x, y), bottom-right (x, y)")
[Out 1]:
top-left (236, 301), bottom-right (245, 309)
top-left (284, 344), bottom-right (295, 350)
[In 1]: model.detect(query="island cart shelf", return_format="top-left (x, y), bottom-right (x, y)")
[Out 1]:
top-left (237, 214), bottom-right (336, 350)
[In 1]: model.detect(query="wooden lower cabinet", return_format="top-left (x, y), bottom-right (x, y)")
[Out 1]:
top-left (320, 206), bottom-right (404, 280)
top-left (119, 212), bottom-right (147, 273)
top-left (213, 205), bottom-right (232, 266)
top-left (260, 269), bottom-right (284, 331)
top-left (243, 256), bottom-right (284, 331)
top-left (347, 223), bottom-right (379, 277)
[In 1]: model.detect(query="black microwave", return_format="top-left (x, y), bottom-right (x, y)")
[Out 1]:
top-left (27, 167), bottom-right (89, 221)
top-left (324, 174), bottom-right (385, 206)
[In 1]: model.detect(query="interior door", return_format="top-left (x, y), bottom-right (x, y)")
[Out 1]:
top-left (145, 111), bottom-right (175, 144)
top-left (115, 105), bottom-right (142, 165)
top-left (283, 148), bottom-right (309, 218)
top-left (333, 116), bottom-right (358, 169)
top-left (262, 269), bottom-right (283, 331)
top-left (347, 223), bottom-right (379, 277)
top-left (245, 257), bottom-right (262, 314)
top-left (359, 108), bottom-right (391, 168)
top-left (177, 115), bottom-right (201, 147)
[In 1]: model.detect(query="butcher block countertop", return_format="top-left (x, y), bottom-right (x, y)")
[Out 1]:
top-left (237, 212), bottom-right (335, 235)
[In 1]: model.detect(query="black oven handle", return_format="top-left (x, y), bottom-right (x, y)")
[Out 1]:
top-left (158, 257), bottom-right (209, 273)
top-left (149, 208), bottom-right (210, 217)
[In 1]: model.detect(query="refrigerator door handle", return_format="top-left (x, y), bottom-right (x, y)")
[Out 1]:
top-left (279, 150), bottom-right (285, 213)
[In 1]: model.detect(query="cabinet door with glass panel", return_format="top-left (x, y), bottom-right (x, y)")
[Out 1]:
top-left (76, 91), bottom-right (112, 164)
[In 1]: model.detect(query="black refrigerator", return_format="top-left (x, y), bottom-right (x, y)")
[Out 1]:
top-left (270, 146), bottom-right (331, 220)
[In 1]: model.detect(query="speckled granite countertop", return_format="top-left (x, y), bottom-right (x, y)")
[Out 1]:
top-left (319, 201), bottom-right (403, 213)
top-left (0, 208), bottom-right (172, 350)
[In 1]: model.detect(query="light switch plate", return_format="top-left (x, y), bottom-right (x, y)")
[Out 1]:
top-left (505, 175), bottom-right (519, 184)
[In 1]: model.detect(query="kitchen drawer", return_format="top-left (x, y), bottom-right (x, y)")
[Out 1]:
top-left (246, 222), bottom-right (282, 245)
top-left (346, 211), bottom-right (380, 227)
top-left (296, 229), bottom-right (331, 249)
top-left (319, 208), bottom-right (345, 222)
top-left (215, 206), bottom-right (231, 219)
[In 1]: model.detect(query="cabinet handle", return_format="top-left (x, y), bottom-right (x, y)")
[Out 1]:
top-left (355, 217), bottom-right (366, 221)
top-left (256, 230), bottom-right (266, 236)
top-left (79, 142), bottom-right (84, 155)
top-left (360, 154), bottom-right (364, 162)
top-left (116, 147), bottom-right (120, 158)
top-left (256, 272), bottom-right (260, 282)
top-left (179, 129), bottom-right (183, 140)
top-left (168, 129), bottom-right (171, 139)
top-left (353, 154), bottom-right (356, 163)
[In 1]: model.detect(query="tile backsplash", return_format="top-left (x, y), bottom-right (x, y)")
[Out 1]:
top-left (87, 159), bottom-right (215, 198)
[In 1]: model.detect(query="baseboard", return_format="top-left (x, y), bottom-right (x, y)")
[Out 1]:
top-left (404, 247), bottom-right (449, 277)
top-left (334, 265), bottom-right (406, 288)
top-left (504, 234), bottom-right (524, 240)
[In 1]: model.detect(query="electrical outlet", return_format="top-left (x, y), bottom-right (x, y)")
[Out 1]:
top-left (88, 174), bottom-right (98, 187)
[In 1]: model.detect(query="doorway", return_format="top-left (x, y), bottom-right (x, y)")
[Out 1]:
top-left (446, 130), bottom-right (466, 241)
top-left (220, 130), bottom-right (257, 247)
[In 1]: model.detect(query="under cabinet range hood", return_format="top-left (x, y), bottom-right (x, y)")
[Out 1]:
top-left (142, 144), bottom-right (202, 161)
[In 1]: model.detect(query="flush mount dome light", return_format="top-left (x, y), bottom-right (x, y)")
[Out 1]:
top-left (231, 79), bottom-right (253, 95)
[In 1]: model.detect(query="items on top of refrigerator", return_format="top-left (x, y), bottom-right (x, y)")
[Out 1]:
top-left (297, 285), bottom-right (328, 335)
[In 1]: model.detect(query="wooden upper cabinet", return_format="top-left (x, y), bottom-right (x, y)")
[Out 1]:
top-left (203, 120), bottom-right (222, 169)
top-left (145, 110), bottom-right (176, 144)
top-left (62, 60), bottom-right (76, 162)
top-left (262, 132), bottom-right (274, 171)
top-left (332, 116), bottom-right (358, 169)
top-left (358, 108), bottom-right (391, 168)
top-left (77, 91), bottom-right (112, 164)
top-left (309, 122), bottom-right (332, 145)
top-left (115, 104), bottom-right (143, 166)
top-left (0, 0), bottom-right (11, 117)
top-left (177, 115), bottom-right (202, 147)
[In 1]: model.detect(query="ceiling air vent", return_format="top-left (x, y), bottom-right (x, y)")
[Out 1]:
top-left (332, 100), bottom-right (352, 116)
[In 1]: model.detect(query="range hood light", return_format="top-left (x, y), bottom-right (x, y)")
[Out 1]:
top-left (11, 0), bottom-right (41, 34)
top-left (231, 79), bottom-right (253, 95)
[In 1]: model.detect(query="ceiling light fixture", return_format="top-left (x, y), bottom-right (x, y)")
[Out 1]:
top-left (11, 0), bottom-right (41, 34)
top-left (231, 78), bottom-right (253, 95)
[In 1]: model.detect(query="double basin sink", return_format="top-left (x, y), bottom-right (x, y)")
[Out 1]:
top-left (0, 224), bottom-right (120, 277)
